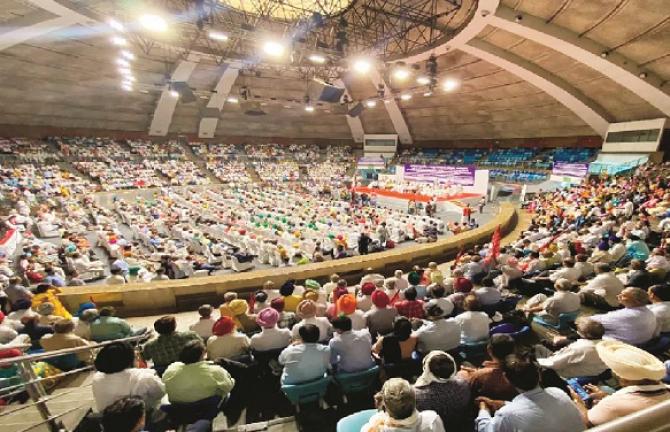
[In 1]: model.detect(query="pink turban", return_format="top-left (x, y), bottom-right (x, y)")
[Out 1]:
top-left (256, 307), bottom-right (279, 329)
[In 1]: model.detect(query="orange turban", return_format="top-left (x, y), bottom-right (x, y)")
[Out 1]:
top-left (337, 294), bottom-right (356, 315)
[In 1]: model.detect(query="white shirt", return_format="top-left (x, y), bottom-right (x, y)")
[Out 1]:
top-left (574, 261), bottom-right (594, 278)
top-left (581, 272), bottom-right (624, 307)
top-left (0, 325), bottom-right (18, 344)
top-left (549, 267), bottom-right (581, 284)
top-left (475, 287), bottom-right (502, 306)
top-left (592, 307), bottom-right (657, 345)
top-left (431, 298), bottom-right (454, 316)
top-left (544, 291), bottom-right (581, 317)
top-left (292, 316), bottom-right (332, 342)
top-left (250, 326), bottom-right (292, 351)
top-left (454, 311), bottom-right (491, 343)
top-left (189, 318), bottom-right (216, 339)
top-left (648, 302), bottom-right (670, 335)
top-left (537, 339), bottom-right (608, 378)
top-left (346, 310), bottom-right (367, 330)
top-left (363, 410), bottom-right (445, 432)
top-left (92, 368), bottom-right (165, 412)
top-left (414, 318), bottom-right (460, 353)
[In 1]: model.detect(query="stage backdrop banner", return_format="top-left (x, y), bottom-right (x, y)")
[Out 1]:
top-left (552, 163), bottom-right (589, 178)
top-left (403, 164), bottom-right (476, 186)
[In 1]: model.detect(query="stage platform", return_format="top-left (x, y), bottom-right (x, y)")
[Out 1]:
top-left (353, 186), bottom-right (481, 203)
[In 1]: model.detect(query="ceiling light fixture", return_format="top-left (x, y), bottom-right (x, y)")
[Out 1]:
top-left (169, 90), bottom-right (179, 98)
top-left (120, 50), bottom-right (135, 60)
top-left (116, 58), bottom-right (130, 67)
top-left (416, 76), bottom-right (431, 85)
top-left (123, 76), bottom-right (136, 82)
top-left (305, 105), bottom-right (315, 112)
top-left (121, 84), bottom-right (133, 91)
top-left (139, 14), bottom-right (168, 32)
top-left (365, 100), bottom-right (377, 108)
top-left (111, 36), bottom-right (127, 46)
top-left (226, 96), bottom-right (239, 103)
top-left (208, 31), bottom-right (229, 41)
top-left (108, 19), bottom-right (125, 32)
top-left (308, 54), bottom-right (326, 64)
top-left (352, 58), bottom-right (372, 74)
top-left (118, 67), bottom-right (132, 75)
top-left (442, 78), bottom-right (459, 92)
top-left (263, 40), bottom-right (285, 57)
top-left (400, 93), bottom-right (412, 101)
top-left (392, 67), bottom-right (410, 81)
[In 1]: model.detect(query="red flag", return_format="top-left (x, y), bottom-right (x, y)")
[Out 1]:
top-left (487, 225), bottom-right (501, 263)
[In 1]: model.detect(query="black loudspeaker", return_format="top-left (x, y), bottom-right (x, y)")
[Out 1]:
top-left (241, 101), bottom-right (266, 116)
top-left (347, 102), bottom-right (365, 117)
top-left (171, 82), bottom-right (196, 103)
top-left (307, 79), bottom-right (345, 103)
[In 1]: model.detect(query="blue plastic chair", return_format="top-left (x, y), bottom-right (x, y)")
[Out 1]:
top-left (337, 409), bottom-right (377, 432)
top-left (281, 376), bottom-right (331, 412)
top-left (459, 339), bottom-right (489, 361)
top-left (335, 365), bottom-right (379, 397)
top-left (533, 311), bottom-right (579, 331)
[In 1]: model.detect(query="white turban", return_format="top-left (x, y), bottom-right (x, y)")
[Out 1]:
top-left (596, 340), bottom-right (666, 381)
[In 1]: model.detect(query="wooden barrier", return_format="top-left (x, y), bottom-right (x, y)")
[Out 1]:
top-left (58, 203), bottom-right (518, 316)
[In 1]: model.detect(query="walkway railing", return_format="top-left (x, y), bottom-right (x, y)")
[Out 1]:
top-left (0, 333), bottom-right (151, 432)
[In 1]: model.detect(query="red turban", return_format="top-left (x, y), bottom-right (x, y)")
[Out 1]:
top-left (371, 290), bottom-right (390, 308)
top-left (212, 316), bottom-right (235, 336)
top-left (270, 297), bottom-right (285, 312)
top-left (360, 282), bottom-right (376, 296)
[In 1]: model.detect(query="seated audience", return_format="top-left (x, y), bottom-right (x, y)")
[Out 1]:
top-left (162, 340), bottom-right (235, 405)
top-left (591, 287), bottom-right (657, 346)
top-left (535, 318), bottom-right (608, 379)
top-left (647, 284), bottom-right (670, 336)
top-left (365, 290), bottom-right (398, 338)
top-left (414, 302), bottom-right (460, 354)
top-left (337, 294), bottom-right (366, 330)
top-left (454, 295), bottom-right (490, 343)
top-left (362, 378), bottom-right (445, 432)
top-left (414, 351), bottom-right (471, 431)
top-left (373, 317), bottom-right (417, 365)
top-left (206, 316), bottom-right (250, 361)
top-left (395, 286), bottom-right (425, 319)
top-left (90, 307), bottom-right (134, 342)
top-left (249, 307), bottom-right (292, 352)
top-left (40, 318), bottom-right (92, 364)
top-left (579, 263), bottom-right (624, 310)
top-left (475, 355), bottom-right (585, 432)
top-left (279, 324), bottom-right (330, 385)
top-left (142, 316), bottom-right (201, 374)
top-left (524, 278), bottom-right (580, 324)
top-left (459, 334), bottom-right (518, 401)
top-left (292, 300), bottom-right (332, 342)
top-left (92, 341), bottom-right (165, 412)
top-left (101, 396), bottom-right (147, 432)
top-left (189, 304), bottom-right (216, 340)
top-left (329, 315), bottom-right (374, 373)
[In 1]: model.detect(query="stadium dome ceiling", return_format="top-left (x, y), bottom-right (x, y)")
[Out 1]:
top-left (0, 0), bottom-right (668, 142)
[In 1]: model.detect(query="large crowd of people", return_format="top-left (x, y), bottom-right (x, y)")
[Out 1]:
top-left (0, 135), bottom-right (668, 431)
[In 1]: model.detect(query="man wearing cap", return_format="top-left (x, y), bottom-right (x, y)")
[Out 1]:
top-left (250, 307), bottom-right (292, 352)
top-left (573, 340), bottom-right (670, 426)
top-left (291, 300), bottom-right (332, 342)
top-left (590, 287), bottom-right (657, 346)
top-left (414, 302), bottom-right (460, 354)
top-left (365, 290), bottom-right (398, 338)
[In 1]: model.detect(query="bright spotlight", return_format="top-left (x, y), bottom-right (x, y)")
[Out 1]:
top-left (308, 54), bottom-right (326, 64)
top-left (208, 31), bottom-right (228, 41)
top-left (263, 40), bottom-right (285, 57)
top-left (416, 76), bottom-right (431, 85)
top-left (123, 76), bottom-right (136, 82)
top-left (423, 91), bottom-right (433, 97)
top-left (392, 68), bottom-right (410, 81)
top-left (108, 19), bottom-right (125, 32)
top-left (121, 83), bottom-right (133, 91)
top-left (118, 67), bottom-right (132, 75)
top-left (169, 90), bottom-right (179, 98)
top-left (400, 93), bottom-right (412, 101)
top-left (442, 78), bottom-right (459, 92)
top-left (352, 58), bottom-right (372, 74)
top-left (305, 105), bottom-right (315, 112)
top-left (226, 97), bottom-right (239, 103)
top-left (120, 50), bottom-right (135, 60)
top-left (139, 14), bottom-right (168, 32)
top-left (111, 36), bottom-right (127, 46)
top-left (365, 100), bottom-right (377, 108)
top-left (116, 58), bottom-right (130, 67)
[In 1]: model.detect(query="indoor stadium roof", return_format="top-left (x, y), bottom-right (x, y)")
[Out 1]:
top-left (0, 0), bottom-right (668, 142)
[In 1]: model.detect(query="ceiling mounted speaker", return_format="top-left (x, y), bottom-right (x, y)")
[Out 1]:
top-left (347, 102), bottom-right (364, 117)
top-left (307, 78), bottom-right (345, 103)
top-left (241, 100), bottom-right (266, 115)
top-left (171, 82), bottom-right (196, 103)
